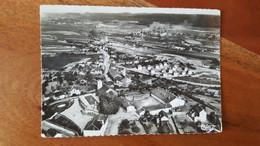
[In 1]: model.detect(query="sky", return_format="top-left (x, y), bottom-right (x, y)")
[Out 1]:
top-left (40, 5), bottom-right (220, 15)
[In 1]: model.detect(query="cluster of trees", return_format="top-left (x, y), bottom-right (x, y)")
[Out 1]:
top-left (118, 119), bottom-right (141, 135)
top-left (207, 112), bottom-right (221, 126)
top-left (99, 94), bottom-right (120, 115)
top-left (157, 123), bottom-right (172, 134)
top-left (209, 59), bottom-right (220, 69)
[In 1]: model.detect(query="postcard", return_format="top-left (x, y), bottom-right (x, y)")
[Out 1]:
top-left (40, 5), bottom-right (221, 137)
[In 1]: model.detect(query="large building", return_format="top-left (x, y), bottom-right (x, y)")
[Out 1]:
top-left (150, 87), bottom-right (185, 108)
top-left (42, 98), bottom-right (94, 137)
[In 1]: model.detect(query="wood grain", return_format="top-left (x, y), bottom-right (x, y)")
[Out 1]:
top-left (0, 0), bottom-right (259, 145)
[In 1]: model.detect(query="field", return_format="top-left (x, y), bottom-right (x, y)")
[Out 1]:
top-left (42, 53), bottom-right (98, 70)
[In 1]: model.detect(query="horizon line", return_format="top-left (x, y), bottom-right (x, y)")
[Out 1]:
top-left (40, 5), bottom-right (220, 16)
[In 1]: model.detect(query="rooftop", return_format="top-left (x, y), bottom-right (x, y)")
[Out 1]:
top-left (140, 75), bottom-right (156, 82)
top-left (145, 103), bottom-right (172, 111)
top-left (137, 103), bottom-right (171, 114)
top-left (97, 84), bottom-right (109, 96)
top-left (190, 104), bottom-right (204, 114)
top-left (60, 99), bottom-right (93, 130)
top-left (85, 95), bottom-right (98, 105)
top-left (108, 68), bottom-right (122, 79)
top-left (151, 87), bottom-right (176, 103)
top-left (84, 114), bottom-right (107, 131)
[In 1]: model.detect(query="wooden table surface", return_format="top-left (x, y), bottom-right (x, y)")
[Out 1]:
top-left (0, 0), bottom-right (259, 145)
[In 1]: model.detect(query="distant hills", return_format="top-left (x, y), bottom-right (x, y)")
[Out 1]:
top-left (43, 12), bottom-right (220, 28)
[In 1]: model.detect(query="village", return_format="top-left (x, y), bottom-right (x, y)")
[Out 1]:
top-left (41, 13), bottom-right (221, 137)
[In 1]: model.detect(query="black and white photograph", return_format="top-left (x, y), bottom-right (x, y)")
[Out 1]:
top-left (40, 5), bottom-right (221, 137)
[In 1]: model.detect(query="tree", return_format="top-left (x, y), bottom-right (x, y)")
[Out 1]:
top-left (131, 125), bottom-right (140, 133)
top-left (119, 129), bottom-right (131, 135)
top-left (42, 81), bottom-right (48, 95)
top-left (207, 112), bottom-right (220, 125)
top-left (78, 65), bottom-right (83, 70)
top-left (89, 29), bottom-right (99, 39)
top-left (99, 97), bottom-right (120, 115)
top-left (68, 81), bottom-right (73, 86)
top-left (46, 129), bottom-right (57, 137)
top-left (209, 65), bottom-right (216, 69)
top-left (144, 110), bottom-right (151, 118)
top-left (211, 59), bottom-right (220, 66)
top-left (121, 119), bottom-right (130, 129)
top-left (48, 73), bottom-right (52, 80)
top-left (57, 73), bottom-right (63, 85)
top-left (168, 109), bottom-right (173, 114)
top-left (118, 124), bottom-right (124, 132)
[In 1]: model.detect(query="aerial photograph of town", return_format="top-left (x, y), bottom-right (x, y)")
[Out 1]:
top-left (40, 6), bottom-right (222, 137)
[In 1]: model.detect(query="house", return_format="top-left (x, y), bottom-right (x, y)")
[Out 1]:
top-left (69, 88), bottom-right (81, 96)
top-left (169, 97), bottom-right (185, 108)
top-left (187, 104), bottom-right (207, 123)
top-left (90, 69), bottom-right (103, 75)
top-left (147, 65), bottom-right (152, 70)
top-left (151, 69), bottom-right (156, 75)
top-left (163, 62), bottom-right (168, 67)
top-left (181, 71), bottom-right (186, 76)
top-left (118, 77), bottom-right (132, 87)
top-left (58, 95), bottom-right (66, 100)
top-left (159, 63), bottom-right (164, 69)
top-left (121, 68), bottom-right (127, 76)
top-left (97, 83), bottom-right (118, 98)
top-left (151, 87), bottom-right (185, 108)
top-left (97, 84), bottom-right (109, 97)
top-left (78, 71), bottom-right (86, 76)
top-left (155, 65), bottom-right (160, 70)
top-left (83, 114), bottom-right (108, 136)
top-left (137, 65), bottom-right (143, 70)
top-left (97, 80), bottom-right (103, 90)
top-left (150, 87), bottom-right (175, 103)
top-left (140, 76), bottom-right (156, 85)
top-left (163, 73), bottom-right (168, 77)
top-left (137, 104), bottom-right (172, 116)
top-left (188, 70), bottom-right (194, 75)
top-left (157, 110), bottom-right (169, 126)
top-left (134, 60), bottom-right (139, 64)
top-left (108, 68), bottom-right (122, 81)
top-left (173, 72), bottom-right (179, 77)
top-left (78, 94), bottom-right (99, 111)
top-left (118, 98), bottom-right (136, 112)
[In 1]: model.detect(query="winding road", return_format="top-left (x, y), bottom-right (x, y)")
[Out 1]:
top-left (100, 49), bottom-right (111, 81)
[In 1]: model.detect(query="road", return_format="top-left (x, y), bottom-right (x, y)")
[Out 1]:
top-left (48, 93), bottom-right (93, 106)
top-left (100, 49), bottom-right (111, 81)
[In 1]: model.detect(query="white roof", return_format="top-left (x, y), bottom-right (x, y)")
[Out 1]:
top-left (161, 116), bottom-right (169, 121)
top-left (60, 99), bottom-right (93, 129)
